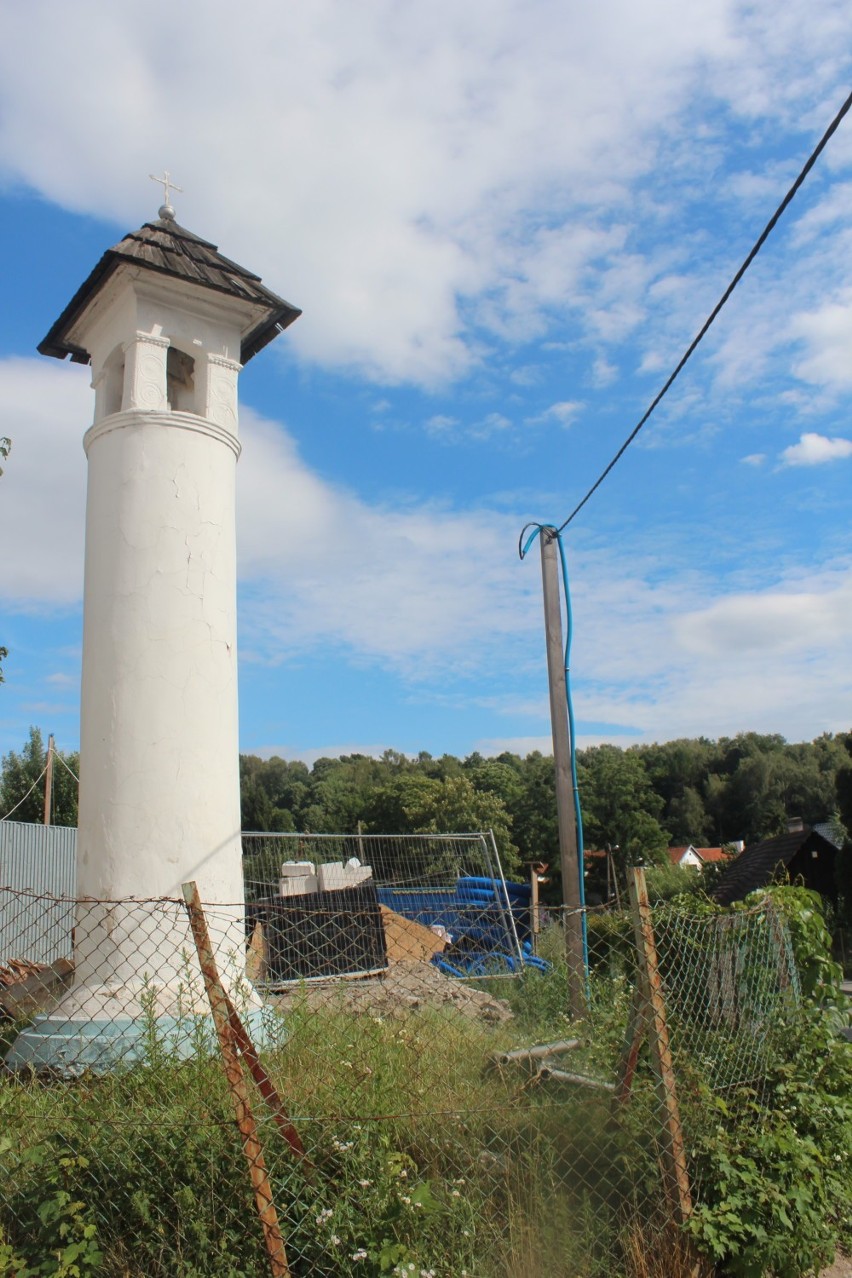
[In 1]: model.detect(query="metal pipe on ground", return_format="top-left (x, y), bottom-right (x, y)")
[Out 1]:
top-left (495, 1038), bottom-right (581, 1066)
top-left (535, 1066), bottom-right (615, 1092)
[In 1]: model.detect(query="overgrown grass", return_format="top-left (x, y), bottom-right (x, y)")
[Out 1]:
top-left (0, 963), bottom-right (662, 1278)
top-left (10, 894), bottom-right (844, 1278)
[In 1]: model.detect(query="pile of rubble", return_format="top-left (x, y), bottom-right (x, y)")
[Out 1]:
top-left (270, 958), bottom-right (513, 1024)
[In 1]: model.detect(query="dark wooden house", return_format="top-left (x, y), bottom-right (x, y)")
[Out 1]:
top-left (713, 822), bottom-right (841, 907)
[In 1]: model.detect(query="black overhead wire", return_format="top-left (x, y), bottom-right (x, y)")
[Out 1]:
top-left (552, 86), bottom-right (852, 536)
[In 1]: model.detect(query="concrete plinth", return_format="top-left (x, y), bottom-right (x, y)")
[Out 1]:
top-left (5, 997), bottom-right (273, 1076)
top-left (5, 899), bottom-right (262, 1073)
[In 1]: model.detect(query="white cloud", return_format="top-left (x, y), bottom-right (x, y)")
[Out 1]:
top-left (780, 432), bottom-right (852, 466)
top-left (0, 358), bottom-right (89, 605)
top-left (674, 574), bottom-right (852, 658)
top-left (526, 401), bottom-right (582, 428)
top-left (476, 733), bottom-right (641, 755)
top-left (790, 300), bottom-right (852, 391)
top-left (0, 0), bottom-right (849, 386)
top-left (424, 414), bottom-right (460, 437)
top-left (591, 356), bottom-right (618, 387)
top-left (424, 411), bottom-right (516, 442)
top-left (249, 743), bottom-right (398, 765)
top-left (475, 736), bottom-right (554, 757)
top-left (741, 452), bottom-right (766, 466)
top-left (3, 356), bottom-right (850, 750)
top-left (236, 406), bottom-right (538, 674)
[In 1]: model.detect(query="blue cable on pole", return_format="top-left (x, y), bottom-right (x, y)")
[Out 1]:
top-left (553, 529), bottom-right (590, 987)
top-left (519, 523), bottom-right (590, 991)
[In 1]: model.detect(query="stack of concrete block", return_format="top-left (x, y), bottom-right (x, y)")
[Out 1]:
top-left (317, 858), bottom-right (373, 893)
top-left (278, 861), bottom-right (318, 897)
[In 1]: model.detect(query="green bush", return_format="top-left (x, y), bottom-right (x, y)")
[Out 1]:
top-left (685, 1005), bottom-right (852, 1278)
top-left (683, 887), bottom-right (852, 1277)
top-left (586, 910), bottom-right (634, 976)
top-left (745, 884), bottom-right (845, 1003)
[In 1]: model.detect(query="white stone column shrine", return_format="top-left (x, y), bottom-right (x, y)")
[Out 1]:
top-left (6, 203), bottom-right (300, 1072)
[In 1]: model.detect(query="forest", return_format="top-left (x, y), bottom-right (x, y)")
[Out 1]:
top-left (3, 726), bottom-right (851, 890)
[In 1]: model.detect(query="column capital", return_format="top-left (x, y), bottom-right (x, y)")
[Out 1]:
top-left (125, 331), bottom-right (171, 352)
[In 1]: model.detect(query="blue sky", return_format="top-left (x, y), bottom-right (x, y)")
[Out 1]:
top-left (1, 0), bottom-right (851, 766)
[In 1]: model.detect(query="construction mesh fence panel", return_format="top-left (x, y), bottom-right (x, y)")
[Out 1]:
top-left (242, 832), bottom-right (525, 979)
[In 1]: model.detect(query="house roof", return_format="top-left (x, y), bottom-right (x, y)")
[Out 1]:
top-left (812, 821), bottom-right (844, 849)
top-left (695, 847), bottom-right (730, 863)
top-left (668, 845), bottom-right (729, 865)
top-left (38, 217), bottom-right (301, 366)
top-left (712, 827), bottom-right (838, 906)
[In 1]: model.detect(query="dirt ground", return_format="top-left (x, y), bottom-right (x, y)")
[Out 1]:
top-left (821, 1257), bottom-right (852, 1277)
top-left (268, 957), bottom-right (514, 1023)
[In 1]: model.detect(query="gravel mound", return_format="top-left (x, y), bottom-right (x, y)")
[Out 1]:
top-left (271, 958), bottom-right (513, 1024)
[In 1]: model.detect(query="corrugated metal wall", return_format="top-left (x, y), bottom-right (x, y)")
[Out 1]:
top-left (0, 821), bottom-right (77, 966)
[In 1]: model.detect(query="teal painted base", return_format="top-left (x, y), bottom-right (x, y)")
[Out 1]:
top-left (4, 1006), bottom-right (277, 1076)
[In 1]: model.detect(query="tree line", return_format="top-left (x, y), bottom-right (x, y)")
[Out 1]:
top-left (3, 726), bottom-right (851, 887)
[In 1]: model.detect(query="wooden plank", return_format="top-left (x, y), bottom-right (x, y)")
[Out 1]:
top-left (379, 905), bottom-right (447, 962)
top-left (181, 882), bottom-right (292, 1278)
top-left (627, 867), bottom-right (693, 1226)
top-left (246, 921), bottom-right (268, 983)
top-left (615, 983), bottom-right (647, 1105)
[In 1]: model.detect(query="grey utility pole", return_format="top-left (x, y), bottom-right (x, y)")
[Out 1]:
top-left (539, 527), bottom-right (586, 1019)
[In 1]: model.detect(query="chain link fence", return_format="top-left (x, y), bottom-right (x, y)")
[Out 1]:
top-left (0, 866), bottom-right (801, 1277)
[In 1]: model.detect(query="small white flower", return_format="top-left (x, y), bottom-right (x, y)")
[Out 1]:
top-left (451, 1189), bottom-right (461, 1198)
top-left (400, 1195), bottom-right (411, 1204)
top-left (351, 1250), bottom-right (368, 1261)
top-left (315, 1208), bottom-right (333, 1224)
top-left (358, 1178), bottom-right (372, 1187)
top-left (330, 1235), bottom-right (341, 1246)
top-left (399, 1168), bottom-right (408, 1179)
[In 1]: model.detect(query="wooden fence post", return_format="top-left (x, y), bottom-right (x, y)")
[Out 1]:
top-left (627, 866), bottom-right (693, 1227)
top-left (182, 881), bottom-right (292, 1278)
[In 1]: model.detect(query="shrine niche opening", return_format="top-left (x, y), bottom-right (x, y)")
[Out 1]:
top-left (166, 345), bottom-right (196, 413)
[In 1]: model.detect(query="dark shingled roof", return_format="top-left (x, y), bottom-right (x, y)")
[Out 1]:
top-left (38, 218), bottom-right (301, 366)
top-left (712, 827), bottom-right (839, 906)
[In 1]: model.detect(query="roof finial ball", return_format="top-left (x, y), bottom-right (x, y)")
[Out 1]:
top-left (149, 169), bottom-right (183, 221)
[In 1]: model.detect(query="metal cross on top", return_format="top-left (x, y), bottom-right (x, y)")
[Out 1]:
top-left (149, 170), bottom-right (183, 214)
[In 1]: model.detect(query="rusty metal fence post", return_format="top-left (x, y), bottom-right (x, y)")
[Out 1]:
top-left (182, 881), bottom-right (291, 1278)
